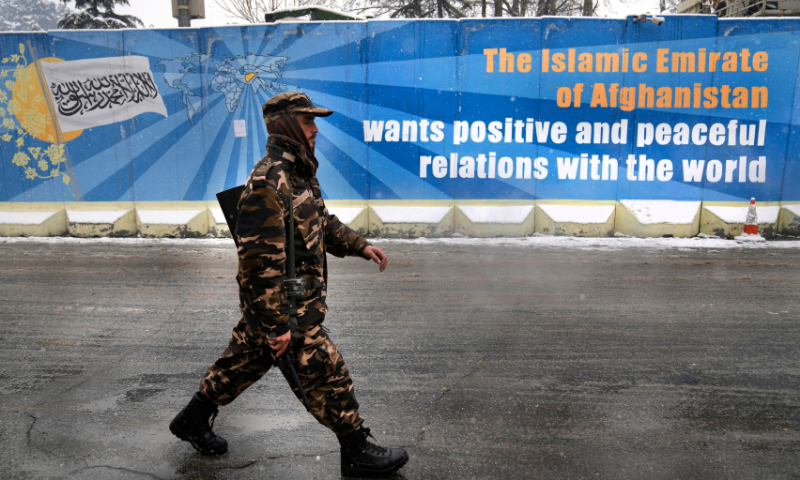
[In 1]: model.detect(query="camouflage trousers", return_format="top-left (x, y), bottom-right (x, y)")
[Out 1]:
top-left (199, 319), bottom-right (364, 435)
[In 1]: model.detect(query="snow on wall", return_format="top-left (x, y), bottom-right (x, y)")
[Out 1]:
top-left (458, 206), bottom-right (533, 224)
top-left (620, 200), bottom-right (701, 225)
top-left (137, 210), bottom-right (203, 225)
top-left (210, 208), bottom-right (226, 224)
top-left (67, 210), bottom-right (130, 224)
top-left (0, 211), bottom-right (59, 225)
top-left (783, 205), bottom-right (800, 218)
top-left (706, 206), bottom-right (780, 224)
top-left (371, 206), bottom-right (451, 224)
top-left (328, 207), bottom-right (364, 225)
top-left (538, 205), bottom-right (615, 224)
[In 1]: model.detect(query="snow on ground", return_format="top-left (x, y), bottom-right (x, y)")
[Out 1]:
top-left (621, 200), bottom-right (700, 225)
top-left (538, 205), bottom-right (615, 224)
top-left (706, 206), bottom-right (780, 224)
top-left (0, 211), bottom-right (59, 225)
top-left (328, 207), bottom-right (364, 224)
top-left (67, 210), bottom-right (130, 224)
top-left (371, 206), bottom-right (451, 224)
top-left (2, 235), bottom-right (799, 251)
top-left (136, 210), bottom-right (203, 225)
top-left (458, 206), bottom-right (533, 224)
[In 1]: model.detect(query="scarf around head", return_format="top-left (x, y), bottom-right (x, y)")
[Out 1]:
top-left (266, 114), bottom-right (319, 176)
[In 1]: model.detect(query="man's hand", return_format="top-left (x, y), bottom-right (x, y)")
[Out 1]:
top-left (268, 331), bottom-right (291, 357)
top-left (362, 245), bottom-right (388, 272)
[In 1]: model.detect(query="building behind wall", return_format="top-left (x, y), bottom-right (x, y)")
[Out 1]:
top-left (678, 0), bottom-right (800, 17)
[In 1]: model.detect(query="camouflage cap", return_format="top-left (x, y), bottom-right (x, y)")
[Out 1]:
top-left (262, 92), bottom-right (333, 124)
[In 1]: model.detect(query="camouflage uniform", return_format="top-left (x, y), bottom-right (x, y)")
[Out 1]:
top-left (199, 133), bottom-right (370, 435)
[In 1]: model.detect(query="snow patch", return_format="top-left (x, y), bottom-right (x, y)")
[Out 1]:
top-left (0, 211), bottom-right (60, 225)
top-left (328, 207), bottom-right (365, 225)
top-left (210, 208), bottom-right (227, 224)
top-left (706, 206), bottom-right (780, 224)
top-left (734, 233), bottom-right (766, 242)
top-left (621, 200), bottom-right (700, 225)
top-left (0, 237), bottom-right (235, 246)
top-left (1, 235), bottom-right (799, 251)
top-left (266, 5), bottom-right (366, 20)
top-left (458, 206), bottom-right (533, 224)
top-left (371, 206), bottom-right (451, 224)
top-left (137, 210), bottom-right (203, 225)
top-left (373, 236), bottom-right (800, 250)
top-left (67, 210), bottom-right (130, 224)
top-left (782, 204), bottom-right (800, 218)
top-left (538, 205), bottom-right (615, 224)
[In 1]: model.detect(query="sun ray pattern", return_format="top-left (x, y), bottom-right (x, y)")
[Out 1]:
top-left (0, 17), bottom-right (798, 205)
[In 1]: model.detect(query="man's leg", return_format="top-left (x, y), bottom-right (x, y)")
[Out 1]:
top-left (171, 319), bottom-right (274, 455)
top-left (198, 321), bottom-right (274, 406)
top-left (278, 324), bottom-right (408, 476)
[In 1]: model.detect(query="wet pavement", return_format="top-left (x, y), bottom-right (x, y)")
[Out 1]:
top-left (1, 238), bottom-right (800, 479)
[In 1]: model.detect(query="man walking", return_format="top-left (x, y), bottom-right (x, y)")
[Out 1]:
top-left (169, 92), bottom-right (409, 478)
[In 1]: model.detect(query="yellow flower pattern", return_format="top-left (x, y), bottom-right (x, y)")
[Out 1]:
top-left (0, 44), bottom-right (70, 185)
top-left (12, 151), bottom-right (29, 166)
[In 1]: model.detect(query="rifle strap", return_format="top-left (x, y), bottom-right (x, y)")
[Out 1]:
top-left (282, 170), bottom-right (302, 345)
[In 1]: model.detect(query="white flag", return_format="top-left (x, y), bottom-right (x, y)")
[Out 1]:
top-left (39, 56), bottom-right (168, 133)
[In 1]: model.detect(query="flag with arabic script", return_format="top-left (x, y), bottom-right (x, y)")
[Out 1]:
top-left (39, 56), bottom-right (168, 133)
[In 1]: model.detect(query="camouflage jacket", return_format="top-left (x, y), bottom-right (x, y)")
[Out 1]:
top-left (236, 135), bottom-right (370, 338)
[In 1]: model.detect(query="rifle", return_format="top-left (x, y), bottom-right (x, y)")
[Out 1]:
top-left (217, 177), bottom-right (312, 412)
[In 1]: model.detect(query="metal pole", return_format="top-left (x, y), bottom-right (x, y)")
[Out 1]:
top-left (178, 0), bottom-right (191, 27)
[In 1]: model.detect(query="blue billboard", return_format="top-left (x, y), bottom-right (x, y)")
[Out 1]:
top-left (0, 16), bottom-right (798, 204)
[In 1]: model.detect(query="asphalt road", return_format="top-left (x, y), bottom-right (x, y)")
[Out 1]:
top-left (1, 238), bottom-right (799, 480)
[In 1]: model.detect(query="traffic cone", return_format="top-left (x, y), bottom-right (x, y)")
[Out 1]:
top-left (743, 197), bottom-right (759, 235)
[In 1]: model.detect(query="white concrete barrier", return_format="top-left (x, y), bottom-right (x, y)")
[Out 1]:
top-left (455, 205), bottom-right (534, 237)
top-left (779, 204), bottom-right (800, 237)
top-left (67, 209), bottom-right (136, 237)
top-left (701, 204), bottom-right (780, 239)
top-left (369, 206), bottom-right (454, 237)
top-left (328, 207), bottom-right (368, 236)
top-left (616, 200), bottom-right (701, 238)
top-left (535, 204), bottom-right (615, 237)
top-left (209, 208), bottom-right (231, 238)
top-left (0, 209), bottom-right (67, 237)
top-left (137, 209), bottom-right (208, 238)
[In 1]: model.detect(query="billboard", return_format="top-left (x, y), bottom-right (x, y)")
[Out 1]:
top-left (0, 16), bottom-right (798, 204)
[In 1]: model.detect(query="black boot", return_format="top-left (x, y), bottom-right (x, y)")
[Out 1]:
top-left (169, 392), bottom-right (228, 455)
top-left (338, 427), bottom-right (408, 478)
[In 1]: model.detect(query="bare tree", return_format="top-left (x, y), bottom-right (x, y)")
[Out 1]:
top-left (215, 0), bottom-right (342, 23)
top-left (217, 0), bottom-right (597, 22)
top-left (348, 0), bottom-right (475, 18)
top-left (215, 0), bottom-right (279, 23)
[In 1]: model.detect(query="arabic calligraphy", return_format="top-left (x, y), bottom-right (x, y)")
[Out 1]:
top-left (49, 71), bottom-right (160, 117)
